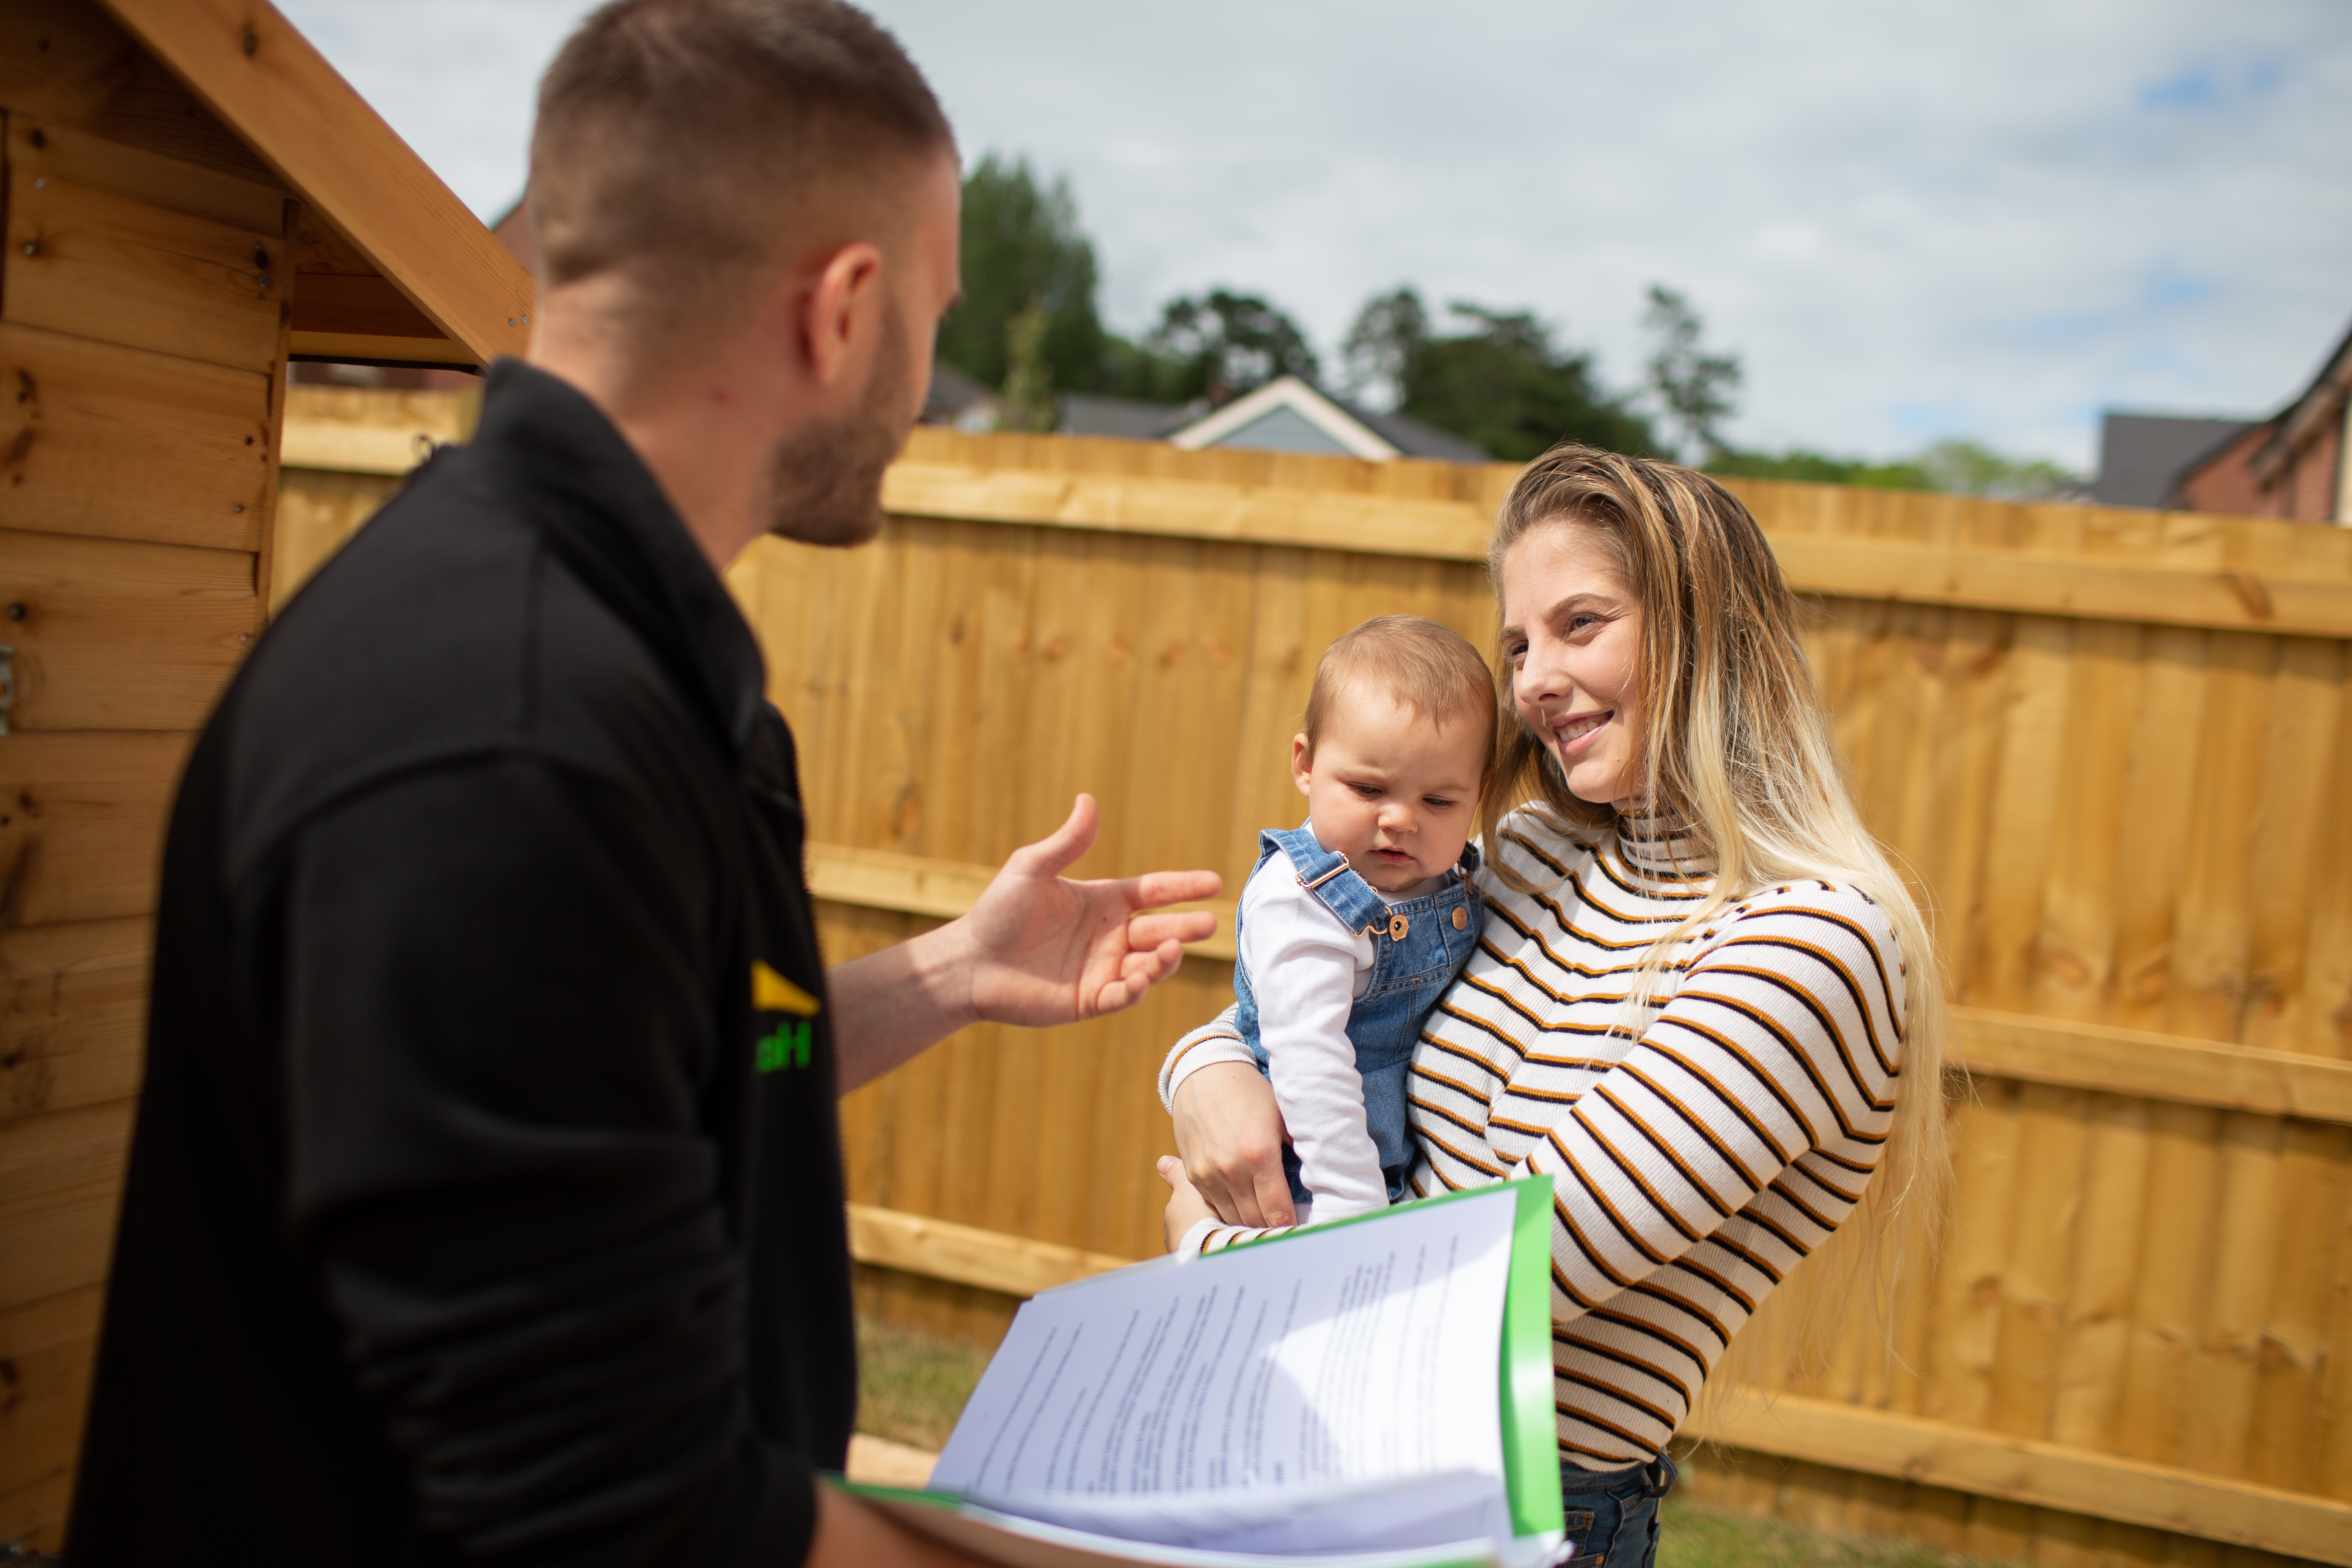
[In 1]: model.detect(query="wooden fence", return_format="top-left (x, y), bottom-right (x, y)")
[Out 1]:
top-left (72, 411), bottom-right (2352, 1565)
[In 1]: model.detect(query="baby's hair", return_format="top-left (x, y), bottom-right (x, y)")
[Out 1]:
top-left (1301, 616), bottom-right (1498, 769)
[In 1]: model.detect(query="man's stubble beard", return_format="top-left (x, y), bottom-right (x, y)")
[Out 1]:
top-left (762, 301), bottom-right (914, 549)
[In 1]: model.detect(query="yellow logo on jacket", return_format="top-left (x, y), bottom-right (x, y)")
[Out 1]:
top-left (752, 961), bottom-right (820, 1072)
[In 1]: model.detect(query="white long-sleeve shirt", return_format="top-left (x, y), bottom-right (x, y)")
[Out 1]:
top-left (1235, 843), bottom-right (1391, 1223)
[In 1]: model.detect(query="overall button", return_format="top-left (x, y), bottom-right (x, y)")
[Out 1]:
top-left (1388, 912), bottom-right (1410, 941)
top-left (1452, 906), bottom-right (1468, 930)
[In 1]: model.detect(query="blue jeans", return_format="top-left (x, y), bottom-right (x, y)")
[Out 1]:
top-left (1559, 1454), bottom-right (1677, 1568)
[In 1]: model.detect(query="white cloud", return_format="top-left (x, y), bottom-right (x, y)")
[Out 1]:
top-left (279, 0), bottom-right (2352, 470)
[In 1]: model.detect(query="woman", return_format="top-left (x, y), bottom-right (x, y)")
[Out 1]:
top-left (1157, 444), bottom-right (1952, 1568)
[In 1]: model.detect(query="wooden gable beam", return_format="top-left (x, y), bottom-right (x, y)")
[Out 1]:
top-left (98, 0), bottom-right (533, 369)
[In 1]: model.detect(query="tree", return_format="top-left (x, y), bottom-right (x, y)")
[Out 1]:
top-left (1341, 288), bottom-right (1656, 461)
top-left (1143, 289), bottom-right (1320, 404)
top-left (1916, 440), bottom-right (2080, 500)
top-left (1642, 285), bottom-right (1741, 461)
top-left (936, 154), bottom-right (1105, 397)
top-left (1706, 449), bottom-right (1932, 490)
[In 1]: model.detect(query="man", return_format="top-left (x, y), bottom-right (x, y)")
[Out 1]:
top-left (67, 3), bottom-right (1216, 1563)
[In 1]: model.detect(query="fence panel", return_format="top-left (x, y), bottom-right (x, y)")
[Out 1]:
top-left (267, 416), bottom-right (2352, 1565)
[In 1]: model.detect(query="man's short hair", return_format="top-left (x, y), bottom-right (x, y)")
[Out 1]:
top-left (1302, 616), bottom-right (1498, 768)
top-left (531, 0), bottom-right (953, 316)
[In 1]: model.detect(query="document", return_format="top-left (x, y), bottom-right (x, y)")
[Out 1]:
top-left (842, 1180), bottom-right (1566, 1567)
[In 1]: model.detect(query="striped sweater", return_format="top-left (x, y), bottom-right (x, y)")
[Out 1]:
top-left (1160, 806), bottom-right (1907, 1468)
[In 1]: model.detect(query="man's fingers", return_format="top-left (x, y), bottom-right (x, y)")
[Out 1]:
top-left (1127, 910), bottom-right (1216, 949)
top-left (1122, 869), bottom-right (1223, 910)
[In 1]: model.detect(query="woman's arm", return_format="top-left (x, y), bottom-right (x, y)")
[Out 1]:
top-left (1478, 887), bottom-right (1908, 1320)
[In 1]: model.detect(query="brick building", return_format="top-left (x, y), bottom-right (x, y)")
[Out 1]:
top-left (2172, 315), bottom-right (2352, 523)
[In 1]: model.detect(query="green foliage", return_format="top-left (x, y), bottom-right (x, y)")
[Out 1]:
top-left (938, 154), bottom-right (1105, 396)
top-left (998, 302), bottom-right (1056, 432)
top-left (1915, 439), bottom-right (2081, 500)
top-left (1145, 288), bottom-right (1321, 403)
top-left (1708, 441), bottom-right (2078, 499)
top-left (1343, 287), bottom-right (1657, 462)
top-left (1644, 286), bottom-right (1742, 461)
top-left (1707, 449), bottom-right (1934, 490)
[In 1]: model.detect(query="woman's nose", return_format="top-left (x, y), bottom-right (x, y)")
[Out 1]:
top-left (1519, 635), bottom-right (1572, 704)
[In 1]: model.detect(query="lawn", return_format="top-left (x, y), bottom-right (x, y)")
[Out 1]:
top-left (853, 1314), bottom-right (2011, 1568)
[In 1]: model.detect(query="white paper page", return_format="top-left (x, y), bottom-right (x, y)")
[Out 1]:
top-left (930, 1189), bottom-right (1518, 1551)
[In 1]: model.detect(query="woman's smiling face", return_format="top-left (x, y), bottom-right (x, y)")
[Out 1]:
top-left (1498, 520), bottom-right (1645, 808)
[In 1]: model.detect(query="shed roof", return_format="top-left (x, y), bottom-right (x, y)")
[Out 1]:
top-left (61, 0), bottom-right (535, 368)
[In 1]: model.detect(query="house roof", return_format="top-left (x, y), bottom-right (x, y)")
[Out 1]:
top-left (2250, 312), bottom-right (2352, 484)
top-left (1165, 376), bottom-right (1490, 463)
top-left (98, 0), bottom-right (533, 368)
top-left (1060, 392), bottom-right (1203, 442)
top-left (2091, 413), bottom-right (2259, 508)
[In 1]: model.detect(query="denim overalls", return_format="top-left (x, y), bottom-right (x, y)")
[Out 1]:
top-left (1233, 824), bottom-right (1483, 1205)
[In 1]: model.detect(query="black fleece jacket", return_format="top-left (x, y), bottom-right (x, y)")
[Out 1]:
top-left (70, 361), bottom-right (853, 1566)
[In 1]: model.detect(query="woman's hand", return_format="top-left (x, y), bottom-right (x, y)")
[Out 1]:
top-left (1157, 1157), bottom-right (1217, 1252)
top-left (1169, 1062), bottom-right (1295, 1229)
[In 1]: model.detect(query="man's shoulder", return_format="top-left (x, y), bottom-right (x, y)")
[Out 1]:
top-left (217, 452), bottom-right (713, 873)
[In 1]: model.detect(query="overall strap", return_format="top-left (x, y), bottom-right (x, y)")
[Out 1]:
top-left (1261, 824), bottom-right (1389, 934)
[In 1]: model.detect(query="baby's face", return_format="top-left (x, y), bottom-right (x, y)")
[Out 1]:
top-left (1292, 686), bottom-right (1489, 895)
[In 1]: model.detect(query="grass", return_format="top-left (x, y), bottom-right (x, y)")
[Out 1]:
top-left (854, 1312), bottom-right (993, 1452)
top-left (1658, 1499), bottom-right (2001, 1568)
top-left (855, 1315), bottom-right (2009, 1568)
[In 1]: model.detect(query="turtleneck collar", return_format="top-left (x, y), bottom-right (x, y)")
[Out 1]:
top-left (1610, 806), bottom-right (1718, 882)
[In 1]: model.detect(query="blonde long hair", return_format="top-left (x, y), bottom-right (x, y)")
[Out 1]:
top-left (1479, 444), bottom-right (1954, 1399)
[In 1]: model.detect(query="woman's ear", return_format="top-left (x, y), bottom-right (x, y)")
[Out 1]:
top-left (1290, 733), bottom-right (1314, 797)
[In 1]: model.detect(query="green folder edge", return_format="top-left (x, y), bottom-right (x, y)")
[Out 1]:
top-left (840, 1176), bottom-right (1564, 1546)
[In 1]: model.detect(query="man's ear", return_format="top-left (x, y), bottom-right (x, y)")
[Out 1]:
top-left (802, 241), bottom-right (884, 390)
top-left (1290, 734), bottom-right (1314, 797)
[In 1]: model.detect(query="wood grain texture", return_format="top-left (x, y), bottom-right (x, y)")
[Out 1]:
top-left (0, 0), bottom-right (277, 185)
top-left (0, 1096), bottom-right (129, 1313)
top-left (1686, 1392), bottom-right (2352, 1566)
top-left (0, 527), bottom-right (258, 731)
top-left (0, 321), bottom-right (272, 551)
top-left (3, 165), bottom-right (283, 371)
top-left (0, 732), bottom-right (192, 927)
top-left (100, 0), bottom-right (533, 365)
top-left (0, 916), bottom-right (150, 1123)
top-left (0, 1284), bottom-right (102, 1499)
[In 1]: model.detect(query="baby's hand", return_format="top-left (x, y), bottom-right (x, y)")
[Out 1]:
top-left (1157, 1156), bottom-right (1218, 1252)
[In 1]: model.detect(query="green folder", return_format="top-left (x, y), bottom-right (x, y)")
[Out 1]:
top-left (835, 1177), bottom-right (1566, 1567)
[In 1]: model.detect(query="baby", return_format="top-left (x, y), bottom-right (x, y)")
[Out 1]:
top-left (1232, 615), bottom-right (1496, 1224)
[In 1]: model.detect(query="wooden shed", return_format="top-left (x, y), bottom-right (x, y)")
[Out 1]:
top-left (0, 0), bottom-right (531, 1546)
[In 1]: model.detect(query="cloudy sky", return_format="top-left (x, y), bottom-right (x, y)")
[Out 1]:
top-left (279, 0), bottom-right (2351, 471)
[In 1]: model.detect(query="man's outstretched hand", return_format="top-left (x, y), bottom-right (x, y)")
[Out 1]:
top-left (826, 796), bottom-right (1221, 1094)
top-left (953, 794), bottom-right (1220, 1027)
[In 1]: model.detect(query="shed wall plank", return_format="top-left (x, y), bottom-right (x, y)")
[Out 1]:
top-left (0, 1096), bottom-right (129, 1314)
top-left (0, 916), bottom-right (150, 1124)
top-left (0, 321), bottom-right (271, 552)
top-left (0, 527), bottom-right (257, 731)
top-left (0, 733), bottom-right (191, 927)
top-left (3, 171), bottom-right (284, 373)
